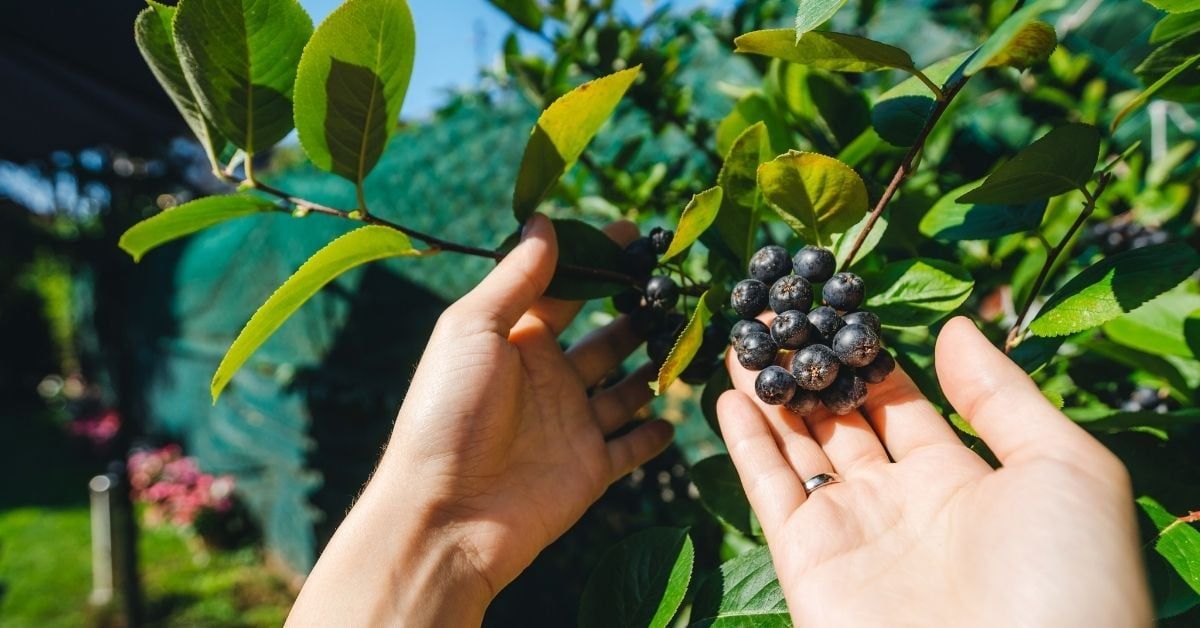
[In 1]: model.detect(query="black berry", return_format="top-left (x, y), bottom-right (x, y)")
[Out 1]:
top-left (819, 369), bottom-right (867, 415)
top-left (645, 276), bottom-right (679, 311)
top-left (681, 355), bottom-right (718, 385)
top-left (790, 344), bottom-right (840, 391)
top-left (650, 227), bottom-right (674, 254)
top-left (841, 310), bottom-right (881, 335)
top-left (630, 306), bottom-right (661, 336)
top-left (698, 322), bottom-right (727, 359)
top-left (736, 332), bottom-right (778, 371)
top-left (859, 349), bottom-right (896, 384)
top-left (792, 246), bottom-right (836, 283)
top-left (647, 331), bottom-right (676, 365)
top-left (622, 237), bottom-right (657, 276)
top-left (729, 319), bottom-right (769, 346)
top-left (769, 275), bottom-right (813, 314)
top-left (770, 310), bottom-right (813, 350)
top-left (612, 290), bottom-right (642, 314)
top-left (784, 389), bottom-right (820, 415)
top-left (822, 272), bottom-right (864, 312)
top-left (807, 306), bottom-right (845, 341)
top-left (831, 323), bottom-right (880, 368)
top-left (731, 279), bottom-right (769, 319)
top-left (755, 366), bottom-right (797, 405)
top-left (748, 245), bottom-right (792, 285)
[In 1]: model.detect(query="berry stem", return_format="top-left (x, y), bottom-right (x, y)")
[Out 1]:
top-left (839, 77), bottom-right (969, 271)
top-left (1004, 172), bottom-right (1113, 352)
top-left (218, 171), bottom-right (647, 288)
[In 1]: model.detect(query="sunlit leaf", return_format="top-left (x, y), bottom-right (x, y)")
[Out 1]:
top-left (757, 150), bottom-right (869, 246)
top-left (1146, 0), bottom-right (1200, 13)
top-left (963, 0), bottom-right (1069, 76)
top-left (831, 208), bottom-right (888, 267)
top-left (691, 546), bottom-right (790, 627)
top-left (957, 124), bottom-right (1100, 205)
top-left (653, 291), bottom-right (716, 394)
top-left (795, 0), bottom-right (848, 36)
top-left (662, 187), bottom-right (723, 262)
top-left (861, 259), bottom-right (974, 328)
top-left (1114, 50), bottom-right (1200, 131)
top-left (735, 29), bottom-right (916, 73)
top-left (119, 194), bottom-right (275, 262)
top-left (975, 20), bottom-right (1057, 71)
top-left (578, 528), bottom-right (694, 628)
top-left (713, 123), bottom-right (770, 267)
top-left (691, 455), bottom-right (755, 537)
top-left (1104, 294), bottom-right (1200, 359)
top-left (1137, 497), bottom-right (1200, 601)
top-left (921, 182), bottom-right (1047, 240)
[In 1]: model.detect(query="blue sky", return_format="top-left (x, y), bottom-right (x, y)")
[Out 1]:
top-left (300, 0), bottom-right (726, 117)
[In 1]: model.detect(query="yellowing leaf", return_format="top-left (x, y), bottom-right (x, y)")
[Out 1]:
top-left (757, 150), bottom-right (868, 246)
top-left (653, 291), bottom-right (716, 394)
top-left (736, 29), bottom-right (916, 73)
top-left (661, 186), bottom-right (723, 262)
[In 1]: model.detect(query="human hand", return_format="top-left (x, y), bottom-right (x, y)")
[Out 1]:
top-left (718, 316), bottom-right (1152, 627)
top-left (288, 215), bottom-right (673, 626)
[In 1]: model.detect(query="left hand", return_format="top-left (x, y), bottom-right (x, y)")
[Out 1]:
top-left (288, 215), bottom-right (673, 626)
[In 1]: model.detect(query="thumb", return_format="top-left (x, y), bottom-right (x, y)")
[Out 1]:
top-left (453, 214), bottom-right (558, 333)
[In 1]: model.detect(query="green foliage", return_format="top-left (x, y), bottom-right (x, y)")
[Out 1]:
top-left (654, 291), bottom-right (717, 394)
top-left (1030, 244), bottom-right (1200, 338)
top-left (861, 259), bottom-right (975, 328)
top-left (713, 122), bottom-right (771, 267)
top-left (578, 528), bottom-right (694, 628)
top-left (735, 29), bottom-right (917, 74)
top-left (119, 194), bottom-right (276, 262)
top-left (958, 124), bottom-right (1100, 204)
top-left (294, 0), bottom-right (415, 185)
top-left (691, 546), bottom-right (790, 626)
top-left (1115, 50), bottom-right (1200, 130)
top-left (662, 187), bottom-right (724, 262)
top-left (794, 0), bottom-right (848, 36)
top-left (921, 182), bottom-right (1047, 241)
top-left (963, 0), bottom-right (1067, 75)
top-left (691, 455), bottom-right (755, 537)
top-left (173, 0), bottom-right (314, 154)
top-left (211, 226), bottom-right (418, 401)
top-left (1104, 293), bottom-right (1200, 360)
top-left (758, 150), bottom-right (869, 246)
top-left (871, 52), bottom-right (969, 146)
top-left (1137, 497), bottom-right (1200, 603)
top-left (487, 0), bottom-right (543, 32)
top-left (1145, 0), bottom-right (1200, 13)
top-left (513, 67), bottom-right (641, 221)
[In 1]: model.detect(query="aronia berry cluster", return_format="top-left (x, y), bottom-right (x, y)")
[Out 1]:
top-left (729, 245), bottom-right (896, 415)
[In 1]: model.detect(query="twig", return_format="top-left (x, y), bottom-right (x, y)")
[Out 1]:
top-left (1004, 173), bottom-right (1113, 352)
top-left (839, 78), bottom-right (969, 270)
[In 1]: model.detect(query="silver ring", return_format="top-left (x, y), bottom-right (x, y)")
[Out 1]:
top-left (803, 472), bottom-right (841, 494)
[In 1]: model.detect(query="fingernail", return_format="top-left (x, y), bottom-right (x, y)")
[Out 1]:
top-left (520, 214), bottom-right (540, 241)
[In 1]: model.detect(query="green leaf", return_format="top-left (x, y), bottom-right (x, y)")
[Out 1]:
top-left (662, 187), bottom-right (723, 262)
top-left (1137, 497), bottom-right (1200, 599)
top-left (488, 0), bottom-right (543, 31)
top-left (134, 1), bottom-right (225, 166)
top-left (975, 20), bottom-right (1057, 71)
top-left (872, 51), bottom-right (970, 146)
top-left (512, 67), bottom-right (641, 221)
top-left (795, 0), bottom-right (848, 36)
top-left (691, 546), bottom-right (790, 627)
top-left (735, 29), bottom-right (916, 73)
top-left (701, 368), bottom-right (732, 439)
top-left (1105, 294), bottom-right (1200, 360)
top-left (831, 208), bottom-right (888, 268)
top-left (173, 0), bottom-right (313, 154)
top-left (498, 218), bottom-right (627, 299)
top-left (963, 0), bottom-right (1069, 76)
top-left (1146, 0), bottom-right (1200, 13)
top-left (920, 182), bottom-right (1047, 240)
top-left (1151, 11), bottom-right (1200, 44)
top-left (654, 292), bottom-right (716, 394)
top-left (1114, 50), bottom-right (1200, 131)
top-left (578, 528), bottom-right (694, 628)
top-left (861, 258), bottom-right (974, 328)
top-left (957, 124), bottom-right (1100, 205)
top-left (716, 93), bottom-right (790, 158)
top-left (211, 226), bottom-right (418, 401)
top-left (1030, 243), bottom-right (1200, 337)
top-left (758, 150), bottom-right (868, 247)
top-left (294, 0), bottom-right (415, 185)
top-left (691, 455), bottom-right (755, 537)
top-left (714, 123), bottom-right (770, 267)
top-left (1067, 407), bottom-right (1200, 432)
top-left (119, 194), bottom-right (275, 262)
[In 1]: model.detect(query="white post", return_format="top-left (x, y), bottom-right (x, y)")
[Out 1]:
top-left (88, 474), bottom-right (115, 607)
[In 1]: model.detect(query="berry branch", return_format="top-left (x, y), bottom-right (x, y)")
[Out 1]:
top-left (839, 77), bottom-right (969, 271)
top-left (1005, 172), bottom-right (1113, 352)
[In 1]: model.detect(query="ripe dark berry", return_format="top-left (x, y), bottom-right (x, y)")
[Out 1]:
top-left (612, 290), bottom-right (642, 314)
top-left (819, 370), bottom-right (867, 415)
top-left (650, 227), bottom-right (674, 254)
top-left (698, 322), bottom-right (727, 358)
top-left (859, 349), bottom-right (896, 384)
top-left (769, 275), bottom-right (813, 314)
top-left (807, 306), bottom-right (845, 340)
top-left (629, 306), bottom-right (661, 336)
top-left (822, 272), bottom-right (865, 312)
top-left (622, 237), bottom-right (657, 276)
top-left (770, 310), bottom-right (813, 350)
top-left (784, 389), bottom-right (820, 415)
top-left (748, 245), bottom-right (792, 285)
top-left (755, 366), bottom-right (797, 405)
top-left (731, 279), bottom-right (769, 319)
top-left (647, 331), bottom-right (676, 365)
top-left (729, 319), bottom-right (769, 346)
top-left (645, 276), bottom-right (679, 311)
top-left (841, 310), bottom-right (881, 335)
top-left (736, 332), bottom-right (778, 371)
top-left (831, 323), bottom-right (880, 368)
top-left (681, 355), bottom-right (718, 385)
top-left (792, 246), bottom-right (836, 283)
top-left (790, 344), bottom-right (840, 391)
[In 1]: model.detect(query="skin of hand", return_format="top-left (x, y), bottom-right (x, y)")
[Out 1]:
top-left (719, 315), bottom-right (1153, 627)
top-left (287, 215), bottom-right (674, 627)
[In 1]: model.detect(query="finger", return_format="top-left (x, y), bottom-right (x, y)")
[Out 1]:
top-left (568, 316), bottom-right (643, 386)
top-left (607, 420), bottom-right (674, 481)
top-left (801, 403), bottom-right (889, 475)
top-left (717, 390), bottom-right (806, 536)
top-left (454, 214), bottom-right (557, 334)
top-left (935, 317), bottom-right (1104, 465)
top-left (522, 220), bottom-right (641, 336)
top-left (859, 366), bottom-right (961, 461)
top-left (591, 362), bottom-right (656, 434)
top-left (726, 350), bottom-right (833, 480)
